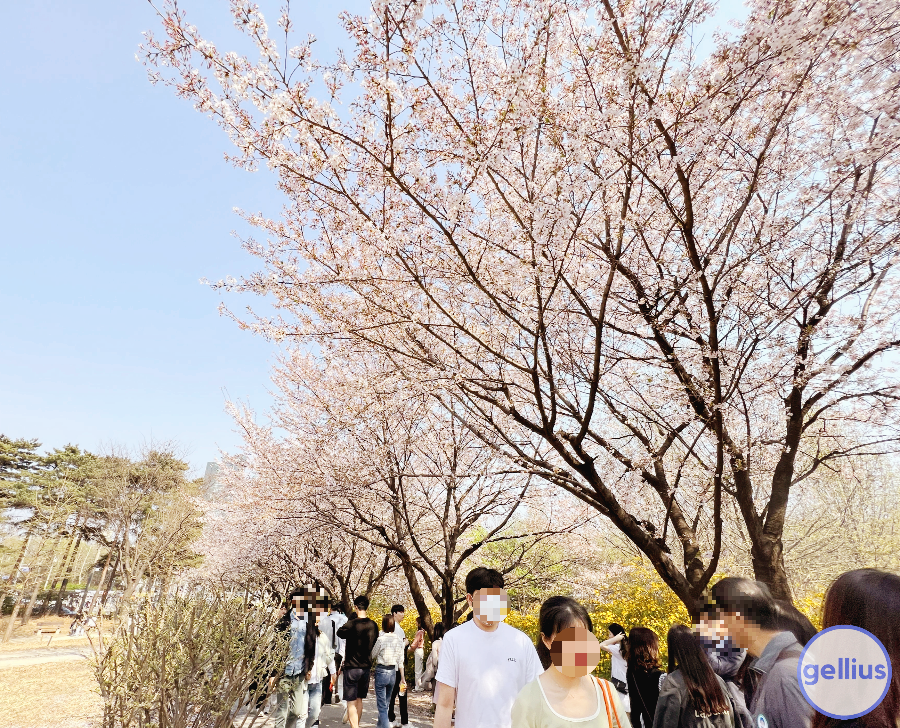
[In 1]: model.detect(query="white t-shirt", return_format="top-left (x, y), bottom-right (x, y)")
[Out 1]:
top-left (322, 612), bottom-right (349, 657)
top-left (435, 620), bottom-right (542, 728)
top-left (608, 643), bottom-right (630, 711)
top-left (609, 643), bottom-right (627, 684)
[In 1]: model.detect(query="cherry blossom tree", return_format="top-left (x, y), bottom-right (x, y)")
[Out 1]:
top-left (217, 353), bottom-right (580, 633)
top-left (197, 465), bottom-right (399, 608)
top-left (143, 0), bottom-right (900, 606)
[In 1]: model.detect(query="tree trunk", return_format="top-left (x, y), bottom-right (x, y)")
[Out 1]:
top-left (75, 542), bottom-right (94, 584)
top-left (90, 547), bottom-right (115, 616)
top-left (99, 548), bottom-right (122, 612)
top-left (21, 574), bottom-right (44, 625)
top-left (751, 536), bottom-right (793, 602)
top-left (77, 567), bottom-right (98, 614)
top-left (441, 574), bottom-right (457, 632)
top-left (396, 552), bottom-right (434, 637)
top-left (0, 527), bottom-right (33, 613)
top-left (51, 516), bottom-right (82, 591)
top-left (55, 530), bottom-right (83, 616)
top-left (2, 596), bottom-right (23, 643)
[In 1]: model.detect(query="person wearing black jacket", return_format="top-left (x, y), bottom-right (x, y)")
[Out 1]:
top-left (627, 626), bottom-right (666, 728)
top-left (653, 625), bottom-right (737, 728)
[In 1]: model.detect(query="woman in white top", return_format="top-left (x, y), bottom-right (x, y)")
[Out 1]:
top-left (511, 597), bottom-right (630, 728)
top-left (306, 610), bottom-right (337, 728)
top-left (599, 623), bottom-right (630, 714)
top-left (371, 614), bottom-right (406, 728)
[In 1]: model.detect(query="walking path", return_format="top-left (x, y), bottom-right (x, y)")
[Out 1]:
top-left (0, 645), bottom-right (92, 669)
top-left (233, 689), bottom-right (433, 728)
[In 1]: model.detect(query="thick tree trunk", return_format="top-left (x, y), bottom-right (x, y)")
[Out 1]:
top-left (441, 575), bottom-right (456, 633)
top-left (751, 536), bottom-right (793, 602)
top-left (396, 553), bottom-right (434, 637)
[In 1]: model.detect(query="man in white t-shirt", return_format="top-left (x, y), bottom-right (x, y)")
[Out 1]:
top-left (320, 602), bottom-right (349, 707)
top-left (433, 567), bottom-right (542, 728)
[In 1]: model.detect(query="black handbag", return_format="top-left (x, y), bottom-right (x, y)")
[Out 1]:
top-left (610, 676), bottom-right (628, 695)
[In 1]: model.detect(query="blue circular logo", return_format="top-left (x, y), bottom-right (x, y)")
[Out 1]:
top-left (798, 625), bottom-right (891, 719)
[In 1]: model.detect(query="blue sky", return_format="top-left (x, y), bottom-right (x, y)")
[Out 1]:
top-left (1, 1), bottom-right (747, 475)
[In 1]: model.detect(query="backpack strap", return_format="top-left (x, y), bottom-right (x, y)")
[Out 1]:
top-left (596, 678), bottom-right (623, 728)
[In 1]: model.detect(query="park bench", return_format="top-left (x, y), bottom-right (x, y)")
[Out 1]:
top-left (34, 623), bottom-right (60, 645)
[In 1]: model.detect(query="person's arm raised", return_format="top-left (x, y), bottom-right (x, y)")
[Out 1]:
top-left (598, 632), bottom-right (624, 655)
top-left (433, 682), bottom-right (456, 728)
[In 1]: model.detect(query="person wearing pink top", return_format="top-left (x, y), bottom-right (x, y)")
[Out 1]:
top-left (411, 618), bottom-right (427, 691)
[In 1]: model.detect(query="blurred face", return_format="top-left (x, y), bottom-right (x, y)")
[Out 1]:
top-left (468, 588), bottom-right (509, 626)
top-left (542, 625), bottom-right (602, 678)
top-left (394, 610), bottom-right (405, 624)
top-left (696, 616), bottom-right (727, 639)
top-left (718, 611), bottom-right (752, 650)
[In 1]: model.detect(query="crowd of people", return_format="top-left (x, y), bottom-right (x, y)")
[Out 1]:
top-left (256, 566), bottom-right (900, 728)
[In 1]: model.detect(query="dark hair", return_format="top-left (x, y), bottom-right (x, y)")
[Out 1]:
top-left (391, 604), bottom-right (405, 615)
top-left (627, 626), bottom-right (660, 672)
top-left (382, 613), bottom-right (395, 633)
top-left (353, 595), bottom-right (370, 610)
top-left (465, 567), bottom-right (504, 594)
top-left (812, 569), bottom-right (900, 728)
top-left (433, 623), bottom-right (446, 641)
top-left (708, 577), bottom-right (778, 630)
top-left (333, 602), bottom-right (348, 614)
top-left (537, 596), bottom-right (594, 670)
top-left (609, 622), bottom-right (630, 661)
top-left (465, 611), bottom-right (474, 621)
top-left (302, 611), bottom-right (319, 673)
top-left (773, 599), bottom-right (816, 646)
top-left (667, 624), bottom-right (730, 715)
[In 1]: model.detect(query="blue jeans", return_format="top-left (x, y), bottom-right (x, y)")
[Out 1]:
top-left (374, 665), bottom-right (396, 728)
top-left (305, 680), bottom-right (322, 728)
top-left (274, 674), bottom-right (308, 728)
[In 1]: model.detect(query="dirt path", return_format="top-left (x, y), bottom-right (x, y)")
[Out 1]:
top-left (0, 645), bottom-right (93, 670)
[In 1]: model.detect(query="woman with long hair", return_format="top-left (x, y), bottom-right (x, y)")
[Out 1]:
top-left (421, 622), bottom-right (445, 699)
top-left (411, 616), bottom-right (427, 691)
top-left (371, 613), bottom-right (405, 728)
top-left (811, 569), bottom-right (900, 728)
top-left (627, 627), bottom-right (665, 728)
top-left (653, 624), bottom-right (735, 728)
top-left (601, 623), bottom-right (631, 714)
top-left (303, 600), bottom-right (336, 728)
top-left (511, 596), bottom-right (629, 727)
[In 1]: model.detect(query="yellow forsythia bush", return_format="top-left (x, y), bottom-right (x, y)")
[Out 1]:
top-left (507, 562), bottom-right (690, 678)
